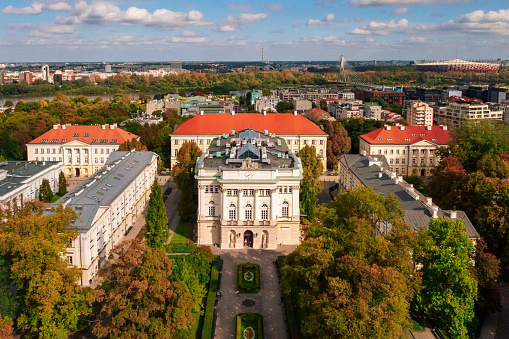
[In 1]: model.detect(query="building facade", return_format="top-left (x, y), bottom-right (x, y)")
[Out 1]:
top-left (0, 160), bottom-right (63, 207)
top-left (171, 112), bottom-right (327, 169)
top-left (27, 124), bottom-right (139, 178)
top-left (59, 151), bottom-right (158, 285)
top-left (359, 125), bottom-right (450, 177)
top-left (407, 101), bottom-right (434, 126)
top-left (196, 129), bottom-right (302, 249)
top-left (437, 102), bottom-right (503, 128)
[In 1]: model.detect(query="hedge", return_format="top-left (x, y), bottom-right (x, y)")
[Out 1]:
top-left (201, 256), bottom-right (220, 339)
top-left (235, 313), bottom-right (264, 339)
top-left (278, 256), bottom-right (299, 339)
top-left (237, 262), bottom-right (261, 293)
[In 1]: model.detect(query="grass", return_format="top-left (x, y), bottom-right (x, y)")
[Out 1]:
top-left (166, 242), bottom-right (196, 253)
top-left (237, 263), bottom-right (261, 293)
top-left (50, 194), bottom-right (61, 203)
top-left (278, 256), bottom-right (300, 339)
top-left (201, 256), bottom-right (220, 339)
top-left (172, 222), bottom-right (191, 243)
top-left (164, 187), bottom-right (173, 196)
top-left (165, 222), bottom-right (196, 253)
top-left (236, 313), bottom-right (264, 339)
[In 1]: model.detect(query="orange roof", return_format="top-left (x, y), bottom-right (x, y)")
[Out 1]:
top-left (360, 125), bottom-right (450, 145)
top-left (29, 124), bottom-right (138, 145)
top-left (173, 113), bottom-right (326, 135)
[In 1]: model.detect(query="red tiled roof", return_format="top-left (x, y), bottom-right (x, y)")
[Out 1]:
top-left (173, 113), bottom-right (326, 135)
top-left (360, 125), bottom-right (450, 145)
top-left (29, 124), bottom-right (138, 145)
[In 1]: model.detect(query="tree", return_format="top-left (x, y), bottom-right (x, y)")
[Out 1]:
top-left (93, 241), bottom-right (194, 338)
top-left (323, 121), bottom-right (351, 169)
top-left (427, 156), bottom-right (466, 209)
top-left (297, 145), bottom-right (323, 219)
top-left (172, 141), bottom-right (202, 221)
top-left (58, 171), bottom-right (67, 196)
top-left (413, 218), bottom-right (477, 338)
top-left (117, 139), bottom-right (148, 151)
top-left (319, 99), bottom-right (328, 111)
top-left (471, 238), bottom-right (501, 316)
top-left (281, 188), bottom-right (415, 338)
top-left (262, 89), bottom-right (271, 96)
top-left (276, 101), bottom-right (294, 113)
top-left (39, 178), bottom-right (53, 203)
top-left (145, 180), bottom-right (169, 249)
top-left (0, 203), bottom-right (93, 338)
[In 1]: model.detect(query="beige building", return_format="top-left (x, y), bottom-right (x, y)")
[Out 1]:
top-left (359, 125), bottom-right (450, 177)
top-left (58, 151), bottom-right (158, 285)
top-left (437, 102), bottom-right (503, 128)
top-left (27, 124), bottom-right (139, 178)
top-left (171, 112), bottom-right (327, 169)
top-left (407, 101), bottom-right (434, 126)
top-left (196, 129), bottom-right (302, 249)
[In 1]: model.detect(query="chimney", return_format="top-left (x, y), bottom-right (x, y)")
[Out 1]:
top-left (231, 130), bottom-right (235, 135)
top-left (293, 110), bottom-right (297, 116)
top-left (425, 197), bottom-right (432, 206)
top-left (102, 125), bottom-right (106, 130)
top-left (263, 110), bottom-right (266, 116)
top-left (401, 126), bottom-right (406, 130)
top-left (42, 161), bottom-right (45, 166)
top-left (53, 124), bottom-right (59, 130)
top-left (442, 125), bottom-right (448, 130)
top-left (378, 172), bottom-right (382, 178)
top-left (264, 130), bottom-right (268, 135)
top-left (110, 124), bottom-right (115, 130)
top-left (231, 111), bottom-right (235, 116)
top-left (450, 210), bottom-right (457, 219)
top-left (200, 110), bottom-right (204, 116)
top-left (361, 150), bottom-right (366, 156)
top-left (62, 125), bottom-right (66, 130)
top-left (432, 208), bottom-right (438, 219)
top-left (386, 125), bottom-right (391, 130)
top-left (426, 125), bottom-right (432, 130)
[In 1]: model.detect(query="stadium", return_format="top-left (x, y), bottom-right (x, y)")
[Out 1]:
top-left (414, 58), bottom-right (500, 73)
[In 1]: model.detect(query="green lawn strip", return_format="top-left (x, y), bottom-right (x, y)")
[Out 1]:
top-left (171, 222), bottom-right (191, 243)
top-left (236, 313), bottom-right (264, 339)
top-left (165, 242), bottom-right (196, 253)
top-left (201, 256), bottom-right (220, 339)
top-left (410, 312), bottom-right (426, 332)
top-left (50, 195), bottom-right (61, 203)
top-left (237, 263), bottom-right (261, 293)
top-left (278, 256), bottom-right (300, 339)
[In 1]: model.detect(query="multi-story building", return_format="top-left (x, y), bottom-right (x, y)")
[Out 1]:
top-left (27, 124), bottom-right (139, 178)
top-left (338, 154), bottom-right (478, 239)
top-left (19, 71), bottom-right (33, 84)
top-left (196, 129), bottom-right (302, 249)
top-left (59, 151), bottom-right (158, 285)
top-left (355, 88), bottom-right (405, 106)
top-left (407, 101), bottom-right (434, 126)
top-left (358, 125), bottom-right (450, 177)
top-left (0, 160), bottom-right (63, 207)
top-left (293, 99), bottom-right (312, 112)
top-left (254, 96), bottom-right (279, 112)
top-left (437, 101), bottom-right (503, 128)
top-left (171, 112), bottom-right (327, 169)
top-left (145, 99), bottom-right (181, 116)
top-left (364, 102), bottom-right (382, 120)
top-left (42, 65), bottom-right (50, 82)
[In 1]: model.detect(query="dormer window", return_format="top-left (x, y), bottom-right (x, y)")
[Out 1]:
top-left (91, 140), bottom-right (98, 143)
top-left (387, 138), bottom-right (393, 141)
top-left (41, 139), bottom-right (48, 143)
top-left (378, 138), bottom-right (383, 141)
top-left (61, 139), bottom-right (66, 143)
top-left (73, 133), bottom-right (79, 137)
top-left (84, 133), bottom-right (90, 137)
top-left (110, 139), bottom-right (117, 143)
top-left (411, 134), bottom-right (417, 136)
top-left (100, 140), bottom-right (107, 143)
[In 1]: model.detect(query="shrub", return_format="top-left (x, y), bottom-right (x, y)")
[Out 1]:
top-left (235, 313), bottom-right (264, 339)
top-left (201, 256), bottom-right (220, 339)
top-left (237, 263), bottom-right (261, 293)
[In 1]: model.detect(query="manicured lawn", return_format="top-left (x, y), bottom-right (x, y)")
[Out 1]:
top-left (236, 313), bottom-right (264, 339)
top-left (50, 195), bottom-right (61, 203)
top-left (201, 256), bottom-right (220, 339)
top-left (172, 222), bottom-right (191, 243)
top-left (237, 263), bottom-right (261, 293)
top-left (165, 222), bottom-right (196, 253)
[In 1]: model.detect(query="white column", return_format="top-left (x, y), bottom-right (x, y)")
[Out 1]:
top-left (221, 188), bottom-right (227, 220)
top-left (270, 188), bottom-right (278, 220)
top-left (253, 189), bottom-right (259, 221)
top-left (198, 185), bottom-right (204, 216)
top-left (238, 190), bottom-right (243, 221)
top-left (292, 186), bottom-right (300, 216)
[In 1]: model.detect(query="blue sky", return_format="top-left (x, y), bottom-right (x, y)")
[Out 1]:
top-left (0, 0), bottom-right (507, 62)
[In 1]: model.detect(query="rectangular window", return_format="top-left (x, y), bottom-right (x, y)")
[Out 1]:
top-left (174, 149), bottom-right (178, 157)
top-left (312, 140), bottom-right (315, 145)
top-left (245, 209), bottom-right (252, 220)
top-left (261, 209), bottom-right (268, 220)
top-left (402, 158), bottom-right (406, 164)
top-left (205, 186), bottom-right (209, 193)
top-left (319, 140), bottom-right (324, 145)
top-left (35, 149), bottom-right (38, 154)
top-left (390, 158), bottom-right (393, 164)
top-left (68, 158), bottom-right (72, 163)
top-left (174, 140), bottom-right (179, 145)
top-left (282, 205), bottom-right (289, 217)
top-left (229, 208), bottom-right (236, 220)
top-left (294, 140), bottom-right (298, 145)
top-left (208, 205), bottom-right (215, 216)
top-left (100, 149), bottom-right (104, 154)
top-left (95, 158), bottom-right (98, 163)
top-left (67, 256), bottom-right (73, 265)
top-left (396, 158), bottom-right (400, 164)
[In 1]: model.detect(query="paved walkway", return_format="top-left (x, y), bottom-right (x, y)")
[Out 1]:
top-left (162, 180), bottom-right (181, 243)
top-left (479, 283), bottom-right (509, 339)
top-left (210, 246), bottom-right (296, 339)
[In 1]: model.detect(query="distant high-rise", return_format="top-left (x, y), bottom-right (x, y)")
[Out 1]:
top-left (42, 64), bottom-right (50, 82)
top-left (105, 64), bottom-right (112, 73)
top-left (53, 70), bottom-right (63, 86)
top-left (19, 71), bottom-right (33, 84)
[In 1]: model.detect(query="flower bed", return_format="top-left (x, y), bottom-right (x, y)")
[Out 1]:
top-left (236, 313), bottom-right (264, 339)
top-left (237, 262), bottom-right (261, 293)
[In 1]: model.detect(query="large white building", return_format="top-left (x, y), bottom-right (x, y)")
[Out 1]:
top-left (196, 129), bottom-right (302, 249)
top-left (58, 151), bottom-right (158, 285)
top-left (27, 124), bottom-right (139, 178)
top-left (0, 160), bottom-right (63, 207)
top-left (359, 125), bottom-right (451, 177)
top-left (171, 112), bottom-right (327, 170)
top-left (437, 101), bottom-right (503, 128)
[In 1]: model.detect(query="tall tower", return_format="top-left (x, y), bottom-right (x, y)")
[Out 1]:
top-left (42, 64), bottom-right (50, 82)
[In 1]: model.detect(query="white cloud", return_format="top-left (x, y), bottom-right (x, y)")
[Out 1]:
top-left (349, 18), bottom-right (409, 34)
top-left (306, 13), bottom-right (335, 25)
top-left (351, 0), bottom-right (473, 6)
top-left (392, 7), bottom-right (408, 15)
top-left (227, 4), bottom-right (252, 11)
top-left (300, 35), bottom-right (346, 45)
top-left (265, 4), bottom-right (287, 12)
top-left (65, 1), bottom-right (212, 30)
top-left (3, 2), bottom-right (71, 15)
top-left (215, 13), bottom-right (268, 32)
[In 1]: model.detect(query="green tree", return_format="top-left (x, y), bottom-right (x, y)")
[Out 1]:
top-left (58, 171), bottom-right (67, 196)
top-left (413, 218), bottom-right (477, 338)
top-left (93, 240), bottom-right (194, 338)
top-left (276, 100), bottom-right (295, 113)
top-left (297, 145), bottom-right (323, 219)
top-left (38, 178), bottom-right (53, 203)
top-left (427, 156), bottom-right (466, 209)
top-left (323, 121), bottom-right (351, 169)
top-left (281, 187), bottom-right (415, 338)
top-left (145, 180), bottom-right (169, 249)
top-left (0, 203), bottom-right (94, 338)
top-left (172, 141), bottom-right (202, 221)
top-left (117, 139), bottom-right (148, 151)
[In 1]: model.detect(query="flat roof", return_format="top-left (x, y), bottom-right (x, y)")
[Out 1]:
top-left (0, 161), bottom-right (61, 199)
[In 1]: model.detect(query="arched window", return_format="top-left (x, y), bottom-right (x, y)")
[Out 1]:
top-left (282, 201), bottom-right (289, 217)
top-left (245, 204), bottom-right (252, 220)
top-left (229, 203), bottom-right (236, 220)
top-left (208, 201), bottom-right (215, 216)
top-left (261, 204), bottom-right (268, 220)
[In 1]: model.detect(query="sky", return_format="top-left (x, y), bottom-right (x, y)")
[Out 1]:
top-left (0, 0), bottom-right (508, 62)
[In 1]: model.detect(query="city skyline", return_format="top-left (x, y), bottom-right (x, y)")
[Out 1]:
top-left (0, 0), bottom-right (508, 62)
